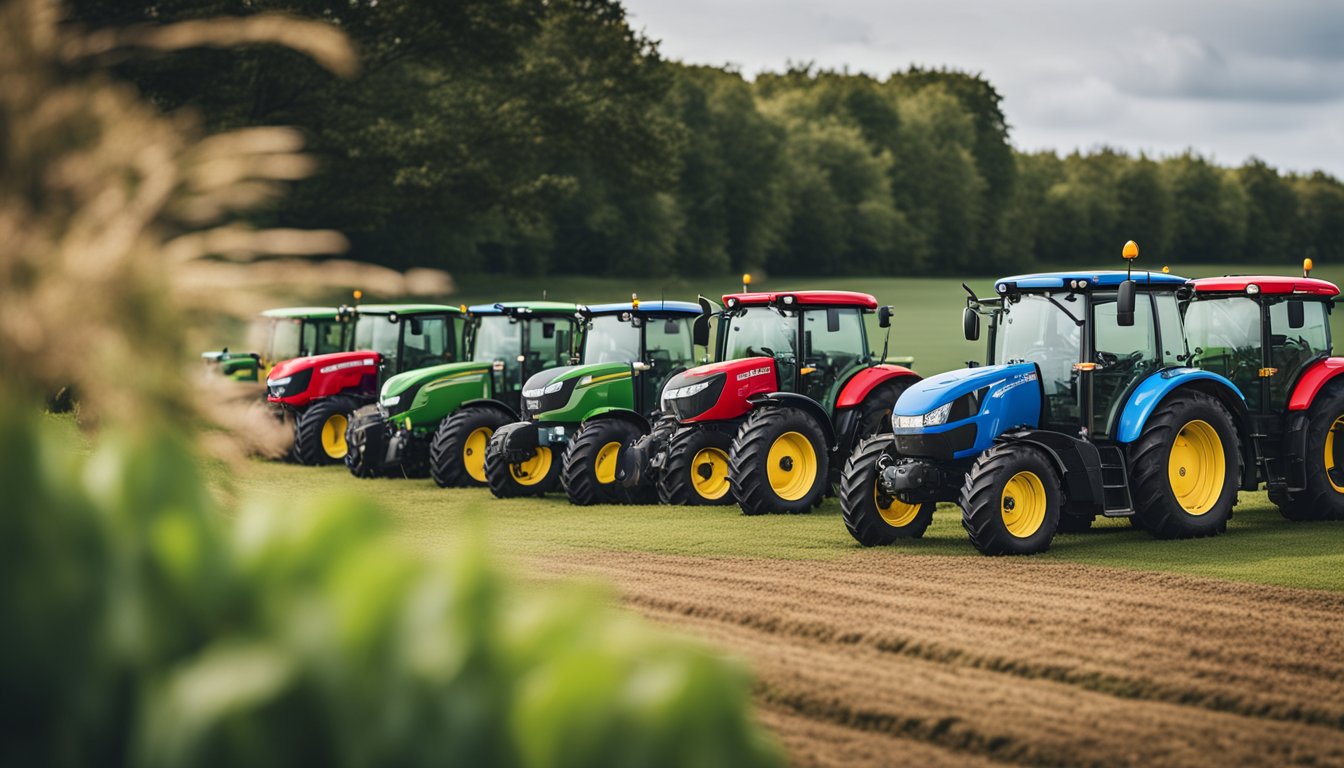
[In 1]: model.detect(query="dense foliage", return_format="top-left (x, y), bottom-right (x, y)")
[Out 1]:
top-left (1, 2), bottom-right (781, 765)
top-left (66, 0), bottom-right (1344, 276)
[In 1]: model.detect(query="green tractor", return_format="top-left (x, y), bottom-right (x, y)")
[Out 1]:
top-left (203, 306), bottom-right (354, 381)
top-left (266, 303), bottom-right (469, 465)
top-left (344, 301), bottom-right (582, 482)
top-left (485, 299), bottom-right (706, 502)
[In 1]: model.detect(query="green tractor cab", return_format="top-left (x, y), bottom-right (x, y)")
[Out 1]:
top-left (485, 299), bottom-right (706, 502)
top-left (344, 301), bottom-right (582, 481)
top-left (266, 303), bottom-right (468, 465)
top-left (202, 306), bottom-right (354, 382)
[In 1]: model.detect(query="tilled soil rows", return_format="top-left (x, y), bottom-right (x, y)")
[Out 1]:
top-left (539, 551), bottom-right (1344, 767)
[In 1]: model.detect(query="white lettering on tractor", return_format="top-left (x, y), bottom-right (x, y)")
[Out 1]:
top-left (736, 367), bottom-right (770, 381)
top-left (318, 358), bottom-right (376, 374)
top-left (990, 371), bottom-right (1038, 398)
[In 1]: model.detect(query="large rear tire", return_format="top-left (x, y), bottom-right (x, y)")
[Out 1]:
top-left (293, 395), bottom-right (360, 466)
top-left (430, 406), bottom-right (511, 488)
top-left (960, 443), bottom-right (1061, 556)
top-left (731, 407), bottom-right (829, 516)
top-left (840, 435), bottom-right (935, 545)
top-left (484, 430), bottom-right (562, 498)
top-left (562, 419), bottom-right (644, 505)
top-left (1280, 385), bottom-right (1344, 521)
top-left (657, 424), bottom-right (737, 505)
top-left (1127, 390), bottom-right (1239, 539)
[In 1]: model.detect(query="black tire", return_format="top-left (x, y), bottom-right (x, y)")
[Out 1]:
top-left (1128, 390), bottom-right (1239, 539)
top-left (484, 429), bottom-right (562, 498)
top-left (658, 424), bottom-right (737, 506)
top-left (293, 395), bottom-right (361, 466)
top-left (344, 404), bottom-right (393, 478)
top-left (399, 436), bottom-right (432, 479)
top-left (730, 407), bottom-right (829, 516)
top-left (429, 406), bottom-right (512, 488)
top-left (840, 435), bottom-right (935, 545)
top-left (562, 419), bottom-right (645, 505)
top-left (1280, 384), bottom-right (1344, 521)
top-left (960, 443), bottom-right (1062, 555)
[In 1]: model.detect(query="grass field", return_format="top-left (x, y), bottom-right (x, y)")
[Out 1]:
top-left (217, 458), bottom-right (1344, 592)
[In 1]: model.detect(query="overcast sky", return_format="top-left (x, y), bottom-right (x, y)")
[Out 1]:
top-left (622, 0), bottom-right (1344, 177)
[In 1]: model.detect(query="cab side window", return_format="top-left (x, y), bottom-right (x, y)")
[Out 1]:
top-left (1269, 299), bottom-right (1331, 405)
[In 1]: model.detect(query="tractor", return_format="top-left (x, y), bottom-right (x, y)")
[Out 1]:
top-left (485, 299), bottom-right (706, 502)
top-left (1183, 260), bottom-right (1344, 521)
top-left (626, 289), bottom-right (919, 515)
top-left (343, 301), bottom-right (581, 483)
top-left (266, 303), bottom-right (468, 466)
top-left (841, 243), bottom-right (1251, 555)
top-left (202, 306), bottom-right (353, 381)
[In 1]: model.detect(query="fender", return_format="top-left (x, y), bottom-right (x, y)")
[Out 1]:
top-left (1288, 357), bottom-right (1344, 411)
top-left (584, 407), bottom-right (651, 433)
top-left (834, 364), bottom-right (920, 409)
top-left (747, 392), bottom-right (837, 448)
top-left (1114, 368), bottom-right (1246, 444)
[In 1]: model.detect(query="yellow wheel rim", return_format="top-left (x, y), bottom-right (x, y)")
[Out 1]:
top-left (321, 413), bottom-right (349, 459)
top-left (594, 441), bottom-right (622, 485)
top-left (1001, 471), bottom-right (1046, 538)
top-left (875, 484), bottom-right (921, 528)
top-left (512, 446), bottom-right (553, 487)
top-left (1168, 419), bottom-right (1225, 515)
top-left (462, 427), bottom-right (492, 484)
top-left (690, 447), bottom-right (731, 500)
top-left (1326, 416), bottom-right (1344, 493)
top-left (766, 431), bottom-right (818, 502)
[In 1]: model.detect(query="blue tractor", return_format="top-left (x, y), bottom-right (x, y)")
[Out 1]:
top-left (840, 244), bottom-right (1251, 555)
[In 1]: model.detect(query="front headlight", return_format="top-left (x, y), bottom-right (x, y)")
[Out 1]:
top-left (522, 379), bottom-right (568, 398)
top-left (268, 375), bottom-right (292, 387)
top-left (922, 402), bottom-right (953, 426)
top-left (381, 394), bottom-right (401, 407)
top-left (663, 380), bottom-right (712, 400)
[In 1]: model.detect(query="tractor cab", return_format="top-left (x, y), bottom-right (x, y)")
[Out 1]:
top-left (202, 306), bottom-right (354, 381)
top-left (350, 304), bottom-right (468, 380)
top-left (1183, 264), bottom-right (1344, 520)
top-left (464, 301), bottom-right (583, 411)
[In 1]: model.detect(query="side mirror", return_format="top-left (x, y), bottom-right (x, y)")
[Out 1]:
top-left (542, 322), bottom-right (556, 340)
top-left (664, 319), bottom-right (680, 334)
top-left (1287, 299), bottom-right (1305, 329)
top-left (826, 308), bottom-right (842, 333)
top-left (409, 317), bottom-right (423, 335)
top-left (877, 305), bottom-right (893, 329)
top-left (962, 306), bottom-right (980, 341)
top-left (693, 296), bottom-right (713, 347)
top-left (1117, 280), bottom-right (1136, 327)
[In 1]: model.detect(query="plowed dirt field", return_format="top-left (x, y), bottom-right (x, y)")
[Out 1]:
top-left (541, 551), bottom-right (1344, 767)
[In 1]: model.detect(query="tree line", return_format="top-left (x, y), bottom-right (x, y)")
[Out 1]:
top-left (67, 0), bottom-right (1344, 277)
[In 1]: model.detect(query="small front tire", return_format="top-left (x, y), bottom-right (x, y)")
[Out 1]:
top-left (293, 395), bottom-right (360, 466)
top-left (960, 443), bottom-right (1061, 556)
top-left (562, 419), bottom-right (644, 505)
top-left (429, 406), bottom-right (511, 488)
top-left (840, 435), bottom-right (935, 545)
top-left (731, 407), bottom-right (829, 516)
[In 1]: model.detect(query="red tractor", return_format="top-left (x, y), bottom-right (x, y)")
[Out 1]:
top-left (626, 290), bottom-right (918, 515)
top-left (1184, 261), bottom-right (1344, 520)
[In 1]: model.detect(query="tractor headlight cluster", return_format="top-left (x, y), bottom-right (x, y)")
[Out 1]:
top-left (381, 394), bottom-right (401, 407)
top-left (523, 380), bottom-right (567, 398)
top-left (266, 368), bottom-right (312, 399)
top-left (662, 380), bottom-right (712, 401)
top-left (893, 402), bottom-right (953, 429)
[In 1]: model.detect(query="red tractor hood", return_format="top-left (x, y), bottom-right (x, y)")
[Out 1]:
top-left (266, 350), bottom-right (382, 407)
top-left (661, 357), bottom-right (777, 423)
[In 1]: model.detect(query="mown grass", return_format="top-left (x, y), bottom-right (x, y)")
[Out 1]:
top-left (218, 457), bottom-right (1344, 593)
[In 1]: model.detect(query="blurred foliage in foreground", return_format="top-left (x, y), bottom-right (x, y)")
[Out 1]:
top-left (0, 412), bottom-right (780, 767)
top-left (0, 1), bottom-right (781, 765)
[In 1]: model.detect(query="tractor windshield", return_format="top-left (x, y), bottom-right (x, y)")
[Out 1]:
top-left (996, 293), bottom-right (1082, 425)
top-left (1185, 298), bottom-right (1262, 409)
top-left (584, 315), bottom-right (641, 364)
top-left (471, 315), bottom-right (519, 363)
top-left (724, 307), bottom-right (798, 360)
top-left (353, 314), bottom-right (402, 359)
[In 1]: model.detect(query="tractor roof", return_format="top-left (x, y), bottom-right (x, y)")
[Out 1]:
top-left (993, 270), bottom-right (1188, 292)
top-left (355, 303), bottom-right (464, 316)
top-left (584, 300), bottom-right (702, 317)
top-left (1188, 276), bottom-right (1340, 297)
top-left (722, 291), bottom-right (878, 309)
top-left (260, 306), bottom-right (340, 319)
top-left (468, 300), bottom-right (578, 316)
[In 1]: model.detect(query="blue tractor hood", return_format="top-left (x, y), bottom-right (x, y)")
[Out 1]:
top-left (895, 363), bottom-right (1038, 416)
top-left (891, 363), bottom-right (1044, 461)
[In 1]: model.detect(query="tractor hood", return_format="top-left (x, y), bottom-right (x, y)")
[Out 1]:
top-left (379, 361), bottom-right (492, 422)
top-left (268, 350), bottom-right (380, 382)
top-left (520, 362), bottom-right (634, 420)
top-left (660, 357), bottom-right (777, 423)
top-left (890, 362), bottom-right (1042, 461)
top-left (894, 363), bottom-right (1037, 416)
top-left (266, 350), bottom-right (381, 403)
